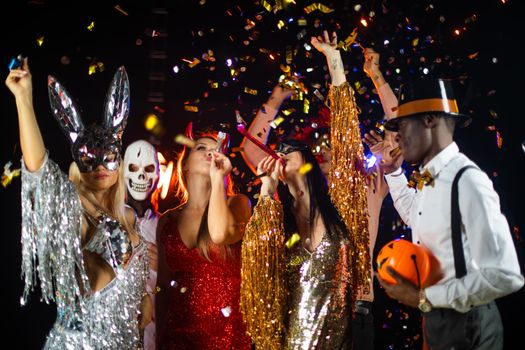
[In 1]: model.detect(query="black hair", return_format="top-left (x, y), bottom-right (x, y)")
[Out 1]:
top-left (276, 139), bottom-right (349, 241)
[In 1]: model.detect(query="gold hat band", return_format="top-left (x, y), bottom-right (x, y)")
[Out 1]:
top-left (397, 98), bottom-right (459, 118)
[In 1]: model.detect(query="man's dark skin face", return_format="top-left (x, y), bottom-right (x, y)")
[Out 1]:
top-left (395, 114), bottom-right (454, 166)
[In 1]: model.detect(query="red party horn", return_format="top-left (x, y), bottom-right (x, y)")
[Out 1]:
top-left (236, 121), bottom-right (284, 165)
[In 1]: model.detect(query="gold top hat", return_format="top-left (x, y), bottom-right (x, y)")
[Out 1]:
top-left (384, 78), bottom-right (471, 131)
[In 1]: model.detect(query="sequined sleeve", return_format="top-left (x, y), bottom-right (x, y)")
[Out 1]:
top-left (327, 82), bottom-right (372, 301)
top-left (240, 195), bottom-right (286, 350)
top-left (21, 152), bottom-right (89, 308)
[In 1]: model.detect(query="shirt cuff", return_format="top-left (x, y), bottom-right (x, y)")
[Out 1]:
top-left (385, 167), bottom-right (403, 176)
top-left (424, 284), bottom-right (449, 309)
top-left (384, 167), bottom-right (408, 190)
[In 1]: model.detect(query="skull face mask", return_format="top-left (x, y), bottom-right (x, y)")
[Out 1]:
top-left (124, 140), bottom-right (159, 201)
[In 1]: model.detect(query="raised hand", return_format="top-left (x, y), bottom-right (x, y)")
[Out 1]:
top-left (257, 155), bottom-right (282, 197)
top-left (363, 48), bottom-right (379, 77)
top-left (209, 151), bottom-right (233, 183)
top-left (268, 84), bottom-right (294, 106)
top-left (5, 57), bottom-right (32, 100)
top-left (310, 30), bottom-right (338, 57)
top-left (363, 48), bottom-right (386, 87)
top-left (363, 130), bottom-right (403, 174)
top-left (311, 31), bottom-right (346, 86)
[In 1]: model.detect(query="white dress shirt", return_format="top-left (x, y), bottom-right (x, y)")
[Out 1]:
top-left (385, 142), bottom-right (524, 312)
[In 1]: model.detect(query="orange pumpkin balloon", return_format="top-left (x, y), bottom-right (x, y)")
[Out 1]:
top-left (376, 239), bottom-right (441, 287)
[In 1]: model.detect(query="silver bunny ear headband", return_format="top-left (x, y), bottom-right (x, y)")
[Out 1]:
top-left (48, 67), bottom-right (130, 172)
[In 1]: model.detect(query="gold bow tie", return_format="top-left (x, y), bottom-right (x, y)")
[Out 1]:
top-left (407, 169), bottom-right (434, 190)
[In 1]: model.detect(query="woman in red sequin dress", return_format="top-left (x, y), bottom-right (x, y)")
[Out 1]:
top-left (156, 127), bottom-right (252, 349)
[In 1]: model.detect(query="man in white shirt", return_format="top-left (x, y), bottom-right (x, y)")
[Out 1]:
top-left (374, 78), bottom-right (524, 350)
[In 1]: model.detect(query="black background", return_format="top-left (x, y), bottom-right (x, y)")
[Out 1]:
top-left (1, 0), bottom-right (523, 348)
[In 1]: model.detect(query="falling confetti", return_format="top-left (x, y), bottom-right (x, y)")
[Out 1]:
top-left (1, 161), bottom-right (21, 188)
top-left (285, 233), bottom-right (301, 249)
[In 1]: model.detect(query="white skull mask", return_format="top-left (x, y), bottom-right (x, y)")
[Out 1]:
top-left (124, 140), bottom-right (159, 201)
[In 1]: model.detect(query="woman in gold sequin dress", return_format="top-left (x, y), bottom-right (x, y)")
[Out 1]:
top-left (240, 32), bottom-right (371, 349)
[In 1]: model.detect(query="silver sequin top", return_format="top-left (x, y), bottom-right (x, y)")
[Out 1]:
top-left (21, 153), bottom-right (149, 349)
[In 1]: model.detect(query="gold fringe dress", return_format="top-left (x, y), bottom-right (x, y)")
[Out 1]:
top-left (241, 82), bottom-right (371, 349)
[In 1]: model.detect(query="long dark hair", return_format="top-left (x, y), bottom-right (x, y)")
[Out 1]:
top-left (276, 139), bottom-right (348, 241)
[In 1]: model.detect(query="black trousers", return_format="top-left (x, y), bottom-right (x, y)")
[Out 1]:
top-left (351, 300), bottom-right (374, 350)
top-left (423, 301), bottom-right (503, 350)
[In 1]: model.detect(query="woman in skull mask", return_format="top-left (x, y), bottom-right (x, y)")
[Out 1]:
top-left (124, 139), bottom-right (161, 350)
top-left (6, 58), bottom-right (151, 349)
top-left (155, 124), bottom-right (252, 349)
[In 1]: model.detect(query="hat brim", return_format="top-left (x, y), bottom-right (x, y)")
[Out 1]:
top-left (384, 112), bottom-right (472, 132)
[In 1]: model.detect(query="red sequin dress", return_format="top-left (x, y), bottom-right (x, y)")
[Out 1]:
top-left (158, 217), bottom-right (251, 350)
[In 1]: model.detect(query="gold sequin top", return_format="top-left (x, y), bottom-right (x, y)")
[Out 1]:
top-left (241, 82), bottom-right (371, 349)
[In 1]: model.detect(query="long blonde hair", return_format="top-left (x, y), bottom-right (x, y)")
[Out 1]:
top-left (69, 161), bottom-right (135, 235)
top-left (174, 135), bottom-right (236, 261)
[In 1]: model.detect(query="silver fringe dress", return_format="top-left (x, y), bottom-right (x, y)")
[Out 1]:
top-left (21, 153), bottom-right (149, 349)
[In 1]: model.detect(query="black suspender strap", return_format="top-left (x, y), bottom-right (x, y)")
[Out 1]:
top-left (451, 165), bottom-right (478, 278)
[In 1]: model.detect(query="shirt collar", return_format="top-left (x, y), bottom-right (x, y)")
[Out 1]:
top-left (421, 142), bottom-right (459, 177)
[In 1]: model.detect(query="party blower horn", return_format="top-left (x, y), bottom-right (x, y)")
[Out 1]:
top-left (376, 238), bottom-right (442, 288)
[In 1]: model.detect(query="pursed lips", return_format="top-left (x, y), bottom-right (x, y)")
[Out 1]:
top-left (94, 173), bottom-right (110, 180)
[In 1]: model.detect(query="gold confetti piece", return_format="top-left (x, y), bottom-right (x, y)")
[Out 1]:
top-left (36, 36), bottom-right (45, 46)
top-left (188, 58), bottom-right (201, 68)
top-left (88, 61), bottom-right (105, 75)
top-left (389, 146), bottom-right (401, 157)
top-left (286, 46), bottom-right (294, 64)
top-left (87, 21), bottom-right (95, 31)
top-left (285, 233), bottom-right (301, 249)
top-left (270, 116), bottom-right (285, 128)
top-left (277, 19), bottom-right (286, 29)
top-left (298, 18), bottom-right (307, 26)
top-left (210, 81), bottom-right (218, 88)
top-left (114, 5), bottom-right (129, 16)
top-left (244, 87), bottom-right (258, 95)
top-left (282, 108), bottom-right (295, 116)
top-left (303, 98), bottom-right (310, 114)
top-left (1, 161), bottom-right (20, 188)
top-left (467, 52), bottom-right (479, 59)
top-left (144, 113), bottom-right (159, 131)
top-left (184, 105), bottom-right (199, 112)
top-left (412, 37), bottom-right (419, 46)
top-left (299, 162), bottom-right (313, 175)
top-left (337, 28), bottom-right (358, 51)
top-left (261, 0), bottom-right (272, 12)
top-left (174, 134), bottom-right (196, 148)
top-left (304, 3), bottom-right (334, 14)
top-left (280, 64), bottom-right (291, 73)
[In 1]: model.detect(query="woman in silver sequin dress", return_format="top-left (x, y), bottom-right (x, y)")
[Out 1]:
top-left (6, 58), bottom-right (151, 349)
